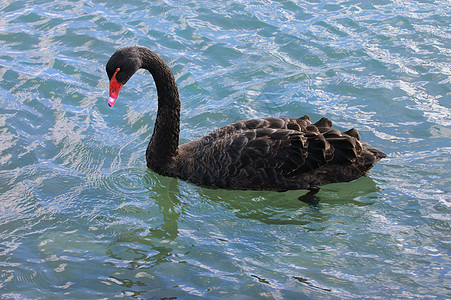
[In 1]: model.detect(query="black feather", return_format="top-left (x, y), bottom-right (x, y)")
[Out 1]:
top-left (106, 47), bottom-right (387, 192)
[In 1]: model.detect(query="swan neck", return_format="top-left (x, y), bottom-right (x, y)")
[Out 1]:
top-left (140, 48), bottom-right (180, 168)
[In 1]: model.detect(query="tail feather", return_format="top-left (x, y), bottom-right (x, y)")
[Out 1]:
top-left (367, 148), bottom-right (387, 161)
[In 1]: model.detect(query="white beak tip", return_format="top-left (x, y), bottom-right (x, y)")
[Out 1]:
top-left (108, 97), bottom-right (116, 107)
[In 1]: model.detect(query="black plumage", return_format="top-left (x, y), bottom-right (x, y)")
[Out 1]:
top-left (106, 46), bottom-right (386, 194)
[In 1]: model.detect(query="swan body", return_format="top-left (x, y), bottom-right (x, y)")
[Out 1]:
top-left (106, 46), bottom-right (386, 192)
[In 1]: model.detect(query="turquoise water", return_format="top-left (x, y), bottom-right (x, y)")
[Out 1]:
top-left (1, 0), bottom-right (450, 298)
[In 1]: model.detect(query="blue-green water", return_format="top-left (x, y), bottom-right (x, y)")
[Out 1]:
top-left (1, 0), bottom-right (450, 298)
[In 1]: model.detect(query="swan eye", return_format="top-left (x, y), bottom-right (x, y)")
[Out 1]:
top-left (112, 68), bottom-right (120, 80)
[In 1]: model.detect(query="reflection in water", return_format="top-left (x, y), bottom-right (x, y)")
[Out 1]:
top-left (105, 171), bottom-right (183, 271)
top-left (95, 168), bottom-right (386, 298)
top-left (146, 174), bottom-right (183, 241)
top-left (101, 173), bottom-right (186, 296)
top-left (293, 275), bottom-right (332, 293)
top-left (194, 175), bottom-right (379, 226)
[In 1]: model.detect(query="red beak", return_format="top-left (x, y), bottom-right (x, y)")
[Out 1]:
top-left (108, 69), bottom-right (123, 107)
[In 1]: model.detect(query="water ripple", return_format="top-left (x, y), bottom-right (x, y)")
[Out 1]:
top-left (103, 168), bottom-right (150, 195)
top-left (0, 0), bottom-right (450, 298)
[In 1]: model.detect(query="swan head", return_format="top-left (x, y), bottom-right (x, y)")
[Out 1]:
top-left (106, 47), bottom-right (142, 107)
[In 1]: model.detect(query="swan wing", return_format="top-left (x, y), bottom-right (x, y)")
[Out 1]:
top-left (177, 115), bottom-right (365, 190)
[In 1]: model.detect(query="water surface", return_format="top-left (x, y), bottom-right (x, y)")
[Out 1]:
top-left (0, 0), bottom-right (450, 298)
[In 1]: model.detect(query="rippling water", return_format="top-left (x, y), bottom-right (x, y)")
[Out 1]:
top-left (1, 0), bottom-right (450, 298)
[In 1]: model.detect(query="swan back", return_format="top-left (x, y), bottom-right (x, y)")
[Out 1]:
top-left (172, 115), bottom-right (386, 191)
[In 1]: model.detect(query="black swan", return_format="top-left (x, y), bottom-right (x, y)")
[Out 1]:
top-left (106, 46), bottom-right (386, 195)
